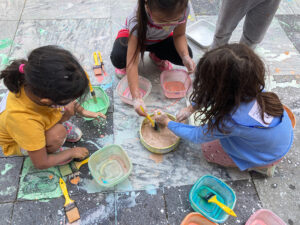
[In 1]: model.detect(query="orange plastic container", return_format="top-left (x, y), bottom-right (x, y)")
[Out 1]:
top-left (181, 212), bottom-right (218, 225)
top-left (283, 105), bottom-right (296, 128)
top-left (245, 209), bottom-right (287, 225)
top-left (160, 69), bottom-right (191, 98)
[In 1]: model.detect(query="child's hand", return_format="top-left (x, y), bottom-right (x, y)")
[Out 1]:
top-left (133, 98), bottom-right (147, 117)
top-left (182, 55), bottom-right (196, 74)
top-left (154, 111), bottom-right (171, 127)
top-left (176, 105), bottom-right (195, 122)
top-left (72, 147), bottom-right (89, 160)
top-left (81, 109), bottom-right (106, 121)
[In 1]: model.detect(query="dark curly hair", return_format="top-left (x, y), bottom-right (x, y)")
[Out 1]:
top-left (190, 43), bottom-right (283, 134)
top-left (0, 45), bottom-right (89, 104)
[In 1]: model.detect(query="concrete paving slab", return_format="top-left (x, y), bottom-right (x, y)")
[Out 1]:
top-left (10, 18), bottom-right (112, 86)
top-left (22, 0), bottom-right (110, 20)
top-left (116, 188), bottom-right (168, 225)
top-left (0, 0), bottom-right (24, 20)
top-left (0, 202), bottom-right (13, 225)
top-left (0, 157), bottom-right (23, 202)
top-left (190, 0), bottom-right (220, 16)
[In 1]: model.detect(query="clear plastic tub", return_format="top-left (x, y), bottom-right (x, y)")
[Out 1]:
top-left (160, 69), bottom-right (191, 99)
top-left (245, 209), bottom-right (287, 225)
top-left (189, 175), bottom-right (236, 224)
top-left (88, 144), bottom-right (132, 188)
top-left (180, 212), bottom-right (218, 225)
top-left (116, 75), bottom-right (152, 105)
top-left (81, 86), bottom-right (110, 121)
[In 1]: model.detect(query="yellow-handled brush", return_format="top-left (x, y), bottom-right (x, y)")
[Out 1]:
top-left (203, 193), bottom-right (237, 217)
top-left (140, 106), bottom-right (159, 131)
top-left (85, 71), bottom-right (97, 103)
top-left (93, 52), bottom-right (102, 76)
top-left (59, 178), bottom-right (80, 223)
top-left (98, 51), bottom-right (108, 76)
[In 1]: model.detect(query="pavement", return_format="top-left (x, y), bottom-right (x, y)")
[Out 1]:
top-left (0, 0), bottom-right (299, 225)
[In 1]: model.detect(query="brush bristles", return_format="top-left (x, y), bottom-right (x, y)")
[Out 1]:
top-left (65, 203), bottom-right (80, 223)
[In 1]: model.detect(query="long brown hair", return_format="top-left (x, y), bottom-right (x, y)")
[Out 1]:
top-left (130, 0), bottom-right (188, 65)
top-left (190, 43), bottom-right (283, 134)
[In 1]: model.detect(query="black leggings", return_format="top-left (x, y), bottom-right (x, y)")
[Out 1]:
top-left (110, 36), bottom-right (193, 69)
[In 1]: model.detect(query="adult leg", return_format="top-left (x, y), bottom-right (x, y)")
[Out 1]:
top-left (45, 123), bottom-right (67, 154)
top-left (146, 36), bottom-right (193, 66)
top-left (211, 0), bottom-right (263, 49)
top-left (241, 0), bottom-right (281, 49)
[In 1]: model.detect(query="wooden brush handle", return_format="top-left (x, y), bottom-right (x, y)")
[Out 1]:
top-left (59, 178), bottom-right (74, 207)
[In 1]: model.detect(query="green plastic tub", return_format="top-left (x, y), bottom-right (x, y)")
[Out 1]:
top-left (81, 86), bottom-right (110, 121)
top-left (88, 144), bottom-right (132, 188)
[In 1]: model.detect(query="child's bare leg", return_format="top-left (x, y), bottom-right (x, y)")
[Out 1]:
top-left (45, 124), bottom-right (67, 153)
top-left (201, 140), bottom-right (237, 167)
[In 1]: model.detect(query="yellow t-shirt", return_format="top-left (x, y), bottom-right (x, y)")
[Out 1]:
top-left (0, 87), bottom-right (62, 156)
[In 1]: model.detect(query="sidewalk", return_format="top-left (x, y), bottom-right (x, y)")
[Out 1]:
top-left (0, 0), bottom-right (299, 224)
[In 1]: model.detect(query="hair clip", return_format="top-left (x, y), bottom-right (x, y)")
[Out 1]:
top-left (19, 64), bottom-right (25, 74)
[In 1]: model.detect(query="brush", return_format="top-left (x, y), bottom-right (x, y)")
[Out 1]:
top-left (98, 51), bottom-right (108, 76)
top-left (85, 71), bottom-right (98, 104)
top-left (59, 178), bottom-right (80, 223)
top-left (140, 106), bottom-right (159, 131)
top-left (93, 52), bottom-right (102, 76)
top-left (69, 158), bottom-right (90, 180)
top-left (198, 191), bottom-right (237, 217)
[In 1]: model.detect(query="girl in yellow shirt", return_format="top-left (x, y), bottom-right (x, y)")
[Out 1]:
top-left (0, 45), bottom-right (106, 169)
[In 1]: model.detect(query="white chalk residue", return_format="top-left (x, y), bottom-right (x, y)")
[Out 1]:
top-left (85, 140), bottom-right (101, 150)
top-left (78, 178), bottom-right (113, 194)
top-left (266, 75), bottom-right (300, 91)
top-left (256, 47), bottom-right (297, 62)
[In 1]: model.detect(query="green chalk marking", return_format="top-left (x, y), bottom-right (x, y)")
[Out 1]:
top-left (39, 29), bottom-right (46, 34)
top-left (18, 157), bottom-right (62, 200)
top-left (1, 163), bottom-right (13, 175)
top-left (0, 39), bottom-right (12, 50)
top-left (0, 53), bottom-right (9, 66)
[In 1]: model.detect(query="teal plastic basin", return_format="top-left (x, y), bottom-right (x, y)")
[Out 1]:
top-left (189, 175), bottom-right (236, 224)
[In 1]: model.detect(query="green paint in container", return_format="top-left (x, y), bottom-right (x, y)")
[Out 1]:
top-left (81, 86), bottom-right (110, 121)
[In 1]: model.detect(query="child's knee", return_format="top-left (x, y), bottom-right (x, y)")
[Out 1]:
top-left (46, 124), bottom-right (67, 149)
top-left (110, 38), bottom-right (128, 69)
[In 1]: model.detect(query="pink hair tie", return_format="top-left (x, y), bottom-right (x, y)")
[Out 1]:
top-left (19, 64), bottom-right (25, 74)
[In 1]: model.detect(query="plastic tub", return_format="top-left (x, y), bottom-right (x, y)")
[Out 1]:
top-left (81, 86), bottom-right (110, 121)
top-left (116, 75), bottom-right (152, 105)
top-left (181, 212), bottom-right (218, 225)
top-left (139, 113), bottom-right (180, 154)
top-left (160, 69), bottom-right (191, 99)
top-left (186, 20), bottom-right (216, 48)
top-left (245, 209), bottom-right (287, 225)
top-left (283, 105), bottom-right (296, 128)
top-left (189, 175), bottom-right (236, 224)
top-left (88, 144), bottom-right (132, 188)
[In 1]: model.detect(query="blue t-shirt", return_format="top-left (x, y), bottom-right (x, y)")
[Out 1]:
top-left (168, 100), bottom-right (294, 170)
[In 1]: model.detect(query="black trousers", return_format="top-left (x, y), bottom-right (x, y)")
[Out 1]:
top-left (110, 36), bottom-right (193, 69)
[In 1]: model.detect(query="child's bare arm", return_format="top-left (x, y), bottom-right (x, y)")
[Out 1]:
top-left (27, 147), bottom-right (89, 169)
top-left (74, 102), bottom-right (106, 120)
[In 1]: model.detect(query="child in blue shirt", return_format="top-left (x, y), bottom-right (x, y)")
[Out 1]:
top-left (154, 44), bottom-right (294, 176)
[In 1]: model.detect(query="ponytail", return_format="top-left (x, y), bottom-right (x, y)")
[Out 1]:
top-left (0, 59), bottom-right (27, 93)
top-left (256, 91), bottom-right (284, 124)
top-left (130, 0), bottom-right (148, 65)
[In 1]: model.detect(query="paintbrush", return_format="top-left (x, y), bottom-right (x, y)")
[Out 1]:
top-left (59, 178), bottom-right (80, 223)
top-left (93, 52), bottom-right (102, 76)
top-left (69, 158), bottom-right (89, 180)
top-left (140, 106), bottom-right (159, 131)
top-left (98, 51), bottom-right (108, 76)
top-left (85, 71), bottom-right (97, 104)
top-left (198, 192), bottom-right (237, 217)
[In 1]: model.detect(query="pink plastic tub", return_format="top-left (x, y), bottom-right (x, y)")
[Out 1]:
top-left (245, 209), bottom-right (287, 225)
top-left (116, 75), bottom-right (152, 105)
top-left (160, 69), bottom-right (191, 99)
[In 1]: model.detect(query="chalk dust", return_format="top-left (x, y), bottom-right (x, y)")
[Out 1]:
top-left (141, 121), bottom-right (179, 149)
top-left (149, 153), bottom-right (164, 164)
top-left (70, 176), bottom-right (80, 185)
